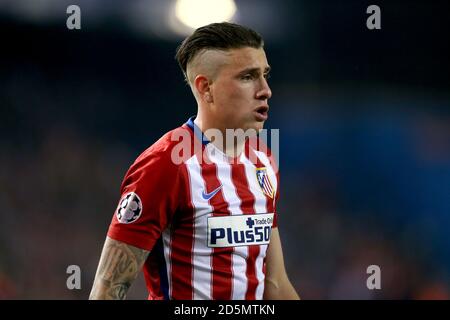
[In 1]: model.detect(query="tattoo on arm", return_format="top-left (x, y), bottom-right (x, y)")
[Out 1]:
top-left (89, 237), bottom-right (149, 300)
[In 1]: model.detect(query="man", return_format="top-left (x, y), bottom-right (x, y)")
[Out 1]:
top-left (90, 22), bottom-right (299, 300)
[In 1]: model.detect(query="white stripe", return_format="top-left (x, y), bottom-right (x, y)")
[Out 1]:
top-left (241, 152), bottom-right (269, 299)
top-left (255, 244), bottom-right (268, 299)
top-left (162, 228), bottom-right (172, 299)
top-left (185, 154), bottom-right (212, 300)
top-left (263, 182), bottom-right (271, 197)
top-left (264, 176), bottom-right (274, 194)
top-left (208, 144), bottom-right (248, 300)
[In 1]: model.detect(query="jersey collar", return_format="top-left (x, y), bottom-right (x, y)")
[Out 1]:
top-left (185, 116), bottom-right (210, 145)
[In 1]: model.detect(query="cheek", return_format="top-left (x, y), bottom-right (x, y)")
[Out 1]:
top-left (220, 85), bottom-right (252, 108)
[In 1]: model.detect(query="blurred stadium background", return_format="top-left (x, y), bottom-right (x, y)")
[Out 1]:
top-left (0, 0), bottom-right (449, 299)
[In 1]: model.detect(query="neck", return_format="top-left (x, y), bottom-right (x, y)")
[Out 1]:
top-left (194, 114), bottom-right (246, 159)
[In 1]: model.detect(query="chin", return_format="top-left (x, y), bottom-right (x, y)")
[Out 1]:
top-left (254, 121), bottom-right (265, 131)
top-left (245, 122), bottom-right (264, 134)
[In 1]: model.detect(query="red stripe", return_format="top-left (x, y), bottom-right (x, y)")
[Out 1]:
top-left (200, 151), bottom-right (233, 300)
top-left (143, 252), bottom-right (162, 299)
top-left (263, 176), bottom-right (273, 196)
top-left (169, 163), bottom-right (195, 299)
top-left (232, 154), bottom-right (259, 300)
top-left (263, 177), bottom-right (271, 195)
top-left (169, 127), bottom-right (199, 300)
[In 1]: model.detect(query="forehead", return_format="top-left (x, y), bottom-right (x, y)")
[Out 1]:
top-left (222, 47), bottom-right (269, 72)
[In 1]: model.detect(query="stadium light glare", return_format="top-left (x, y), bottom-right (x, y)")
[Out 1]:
top-left (175, 0), bottom-right (237, 29)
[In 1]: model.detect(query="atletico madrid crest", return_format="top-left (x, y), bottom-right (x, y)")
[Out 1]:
top-left (256, 167), bottom-right (274, 199)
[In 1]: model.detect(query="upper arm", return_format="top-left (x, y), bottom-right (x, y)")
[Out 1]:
top-left (89, 236), bottom-right (150, 300)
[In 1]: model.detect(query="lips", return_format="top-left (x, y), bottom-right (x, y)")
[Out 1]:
top-left (254, 105), bottom-right (269, 121)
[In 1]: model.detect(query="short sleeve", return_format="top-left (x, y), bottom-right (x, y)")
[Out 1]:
top-left (107, 149), bottom-right (181, 251)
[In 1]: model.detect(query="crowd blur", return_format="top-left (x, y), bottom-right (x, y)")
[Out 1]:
top-left (1, 0), bottom-right (449, 299)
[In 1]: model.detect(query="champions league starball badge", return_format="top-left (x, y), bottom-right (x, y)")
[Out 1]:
top-left (116, 192), bottom-right (143, 224)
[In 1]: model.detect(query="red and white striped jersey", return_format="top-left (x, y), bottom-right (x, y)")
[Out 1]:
top-left (107, 117), bottom-right (280, 300)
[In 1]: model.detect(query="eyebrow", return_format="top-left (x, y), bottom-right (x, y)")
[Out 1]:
top-left (237, 66), bottom-right (271, 76)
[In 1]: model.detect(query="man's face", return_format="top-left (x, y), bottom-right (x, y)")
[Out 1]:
top-left (209, 47), bottom-right (272, 132)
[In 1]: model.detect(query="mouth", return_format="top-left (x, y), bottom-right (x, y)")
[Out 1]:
top-left (254, 105), bottom-right (269, 121)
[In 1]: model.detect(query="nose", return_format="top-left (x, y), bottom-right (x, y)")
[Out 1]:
top-left (256, 77), bottom-right (272, 100)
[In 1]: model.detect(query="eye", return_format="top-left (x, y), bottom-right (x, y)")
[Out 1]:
top-left (241, 74), bottom-right (254, 81)
top-left (264, 73), bottom-right (271, 80)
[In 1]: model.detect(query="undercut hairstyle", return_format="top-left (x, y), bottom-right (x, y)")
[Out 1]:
top-left (175, 22), bottom-right (264, 80)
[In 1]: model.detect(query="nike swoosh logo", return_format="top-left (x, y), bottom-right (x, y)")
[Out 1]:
top-left (201, 185), bottom-right (223, 201)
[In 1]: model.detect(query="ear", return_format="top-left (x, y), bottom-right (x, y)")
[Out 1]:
top-left (194, 75), bottom-right (213, 103)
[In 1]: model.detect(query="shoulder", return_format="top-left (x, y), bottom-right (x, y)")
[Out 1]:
top-left (121, 126), bottom-right (193, 186)
top-left (133, 126), bottom-right (193, 169)
top-left (138, 126), bottom-right (190, 160)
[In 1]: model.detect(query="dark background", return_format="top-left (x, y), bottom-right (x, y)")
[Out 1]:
top-left (0, 0), bottom-right (449, 299)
